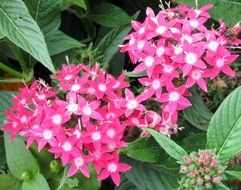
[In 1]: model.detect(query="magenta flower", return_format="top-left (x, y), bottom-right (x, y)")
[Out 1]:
top-left (204, 46), bottom-right (238, 78)
top-left (98, 153), bottom-right (131, 186)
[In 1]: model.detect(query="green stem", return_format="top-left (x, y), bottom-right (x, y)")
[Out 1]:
top-left (0, 62), bottom-right (23, 78)
top-left (7, 40), bottom-right (29, 75)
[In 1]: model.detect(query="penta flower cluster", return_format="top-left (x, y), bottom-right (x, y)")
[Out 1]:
top-left (179, 150), bottom-right (225, 189)
top-left (120, 3), bottom-right (240, 131)
top-left (3, 64), bottom-right (170, 186)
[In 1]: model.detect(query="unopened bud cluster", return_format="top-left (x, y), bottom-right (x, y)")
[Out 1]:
top-left (179, 149), bottom-right (225, 189)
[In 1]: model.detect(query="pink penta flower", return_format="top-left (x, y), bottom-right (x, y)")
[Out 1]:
top-left (186, 69), bottom-right (207, 92)
top-left (157, 83), bottom-right (191, 114)
top-left (77, 96), bottom-right (103, 124)
top-left (204, 45), bottom-right (238, 78)
top-left (117, 89), bottom-right (145, 117)
top-left (98, 153), bottom-right (131, 186)
top-left (68, 152), bottom-right (93, 177)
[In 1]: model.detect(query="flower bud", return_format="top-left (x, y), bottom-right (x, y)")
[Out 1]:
top-left (50, 160), bottom-right (61, 173)
top-left (21, 171), bottom-right (32, 181)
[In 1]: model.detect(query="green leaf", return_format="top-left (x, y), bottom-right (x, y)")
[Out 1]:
top-left (57, 166), bottom-right (70, 190)
top-left (207, 87), bottom-right (241, 163)
top-left (125, 158), bottom-right (179, 190)
top-left (183, 89), bottom-right (213, 131)
top-left (0, 32), bottom-right (4, 39)
top-left (45, 30), bottom-right (85, 55)
top-left (124, 70), bottom-right (147, 78)
top-left (88, 3), bottom-right (131, 27)
top-left (70, 0), bottom-right (87, 10)
top-left (23, 0), bottom-right (65, 35)
top-left (95, 24), bottom-right (132, 69)
top-left (0, 0), bottom-right (55, 73)
top-left (75, 165), bottom-right (101, 190)
top-left (215, 182), bottom-right (230, 190)
top-left (115, 174), bottom-right (139, 190)
top-left (145, 128), bottom-right (188, 161)
top-left (175, 0), bottom-right (241, 25)
top-left (126, 138), bottom-right (164, 163)
top-left (226, 170), bottom-right (241, 180)
top-left (179, 133), bottom-right (207, 153)
top-left (30, 144), bottom-right (54, 179)
top-left (22, 173), bottom-right (50, 190)
top-left (0, 91), bottom-right (14, 129)
top-left (4, 132), bottom-right (39, 179)
top-left (0, 172), bottom-right (22, 190)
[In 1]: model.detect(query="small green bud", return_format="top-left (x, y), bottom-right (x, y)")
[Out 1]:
top-left (50, 160), bottom-right (61, 173)
top-left (21, 171), bottom-right (32, 181)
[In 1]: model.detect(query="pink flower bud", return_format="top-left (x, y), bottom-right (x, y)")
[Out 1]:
top-left (212, 177), bottom-right (221, 184)
top-left (196, 177), bottom-right (203, 185)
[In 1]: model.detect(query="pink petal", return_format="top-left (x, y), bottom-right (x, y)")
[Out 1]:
top-left (98, 169), bottom-right (110, 181)
top-left (111, 172), bottom-right (121, 186)
top-left (38, 139), bottom-right (47, 151)
top-left (178, 97), bottom-right (191, 107)
top-left (68, 165), bottom-right (77, 177)
top-left (197, 79), bottom-right (207, 92)
top-left (118, 164), bottom-right (131, 172)
top-left (222, 65), bottom-right (235, 77)
top-left (91, 111), bottom-right (104, 120)
top-left (80, 165), bottom-right (90, 178)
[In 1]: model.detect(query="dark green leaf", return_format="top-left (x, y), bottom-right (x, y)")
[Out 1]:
top-left (75, 165), bottom-right (101, 190)
top-left (207, 87), bottom-right (241, 163)
top-left (115, 174), bottom-right (139, 190)
top-left (23, 0), bottom-right (65, 35)
top-left (30, 144), bottom-right (54, 179)
top-left (0, 0), bottom-right (55, 73)
top-left (4, 133), bottom-right (39, 179)
top-left (88, 3), bottom-right (131, 27)
top-left (226, 170), bottom-right (241, 180)
top-left (175, 0), bottom-right (241, 25)
top-left (183, 89), bottom-right (213, 131)
top-left (126, 138), bottom-right (164, 163)
top-left (146, 128), bottom-right (188, 161)
top-left (0, 91), bottom-right (14, 129)
top-left (125, 158), bottom-right (179, 190)
top-left (95, 24), bottom-right (132, 69)
top-left (70, 0), bottom-right (87, 10)
top-left (179, 133), bottom-right (206, 153)
top-left (22, 173), bottom-right (50, 190)
top-left (124, 70), bottom-right (147, 78)
top-left (45, 30), bottom-right (85, 55)
top-left (215, 182), bottom-right (230, 190)
top-left (0, 172), bottom-right (22, 190)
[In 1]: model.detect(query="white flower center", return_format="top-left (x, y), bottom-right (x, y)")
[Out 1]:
top-left (107, 163), bottom-right (118, 173)
top-left (98, 84), bottom-right (107, 92)
top-left (216, 58), bottom-right (224, 68)
top-left (107, 129), bottom-right (115, 138)
top-left (64, 75), bottom-right (73, 81)
top-left (152, 79), bottom-right (161, 89)
top-left (137, 40), bottom-right (145, 50)
top-left (71, 84), bottom-right (80, 92)
top-left (20, 115), bottom-right (27, 123)
top-left (208, 41), bottom-right (219, 51)
top-left (82, 106), bottom-right (92, 115)
top-left (191, 70), bottom-right (201, 80)
top-left (185, 53), bottom-right (197, 65)
top-left (42, 130), bottom-right (53, 140)
top-left (52, 114), bottom-right (62, 125)
top-left (156, 26), bottom-right (167, 35)
top-left (87, 87), bottom-right (95, 94)
top-left (138, 27), bottom-right (145, 34)
top-left (163, 65), bottom-right (173, 73)
top-left (62, 141), bottom-right (72, 152)
top-left (174, 46), bottom-right (183, 55)
top-left (67, 102), bottom-right (79, 113)
top-left (190, 20), bottom-right (199, 28)
top-left (144, 56), bottom-right (154, 67)
top-left (156, 47), bottom-right (165, 57)
top-left (92, 131), bottom-right (101, 141)
top-left (194, 9), bottom-right (201, 15)
top-left (126, 100), bottom-right (138, 109)
top-left (74, 157), bottom-right (84, 167)
top-left (169, 91), bottom-right (180, 102)
top-left (37, 94), bottom-right (46, 100)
